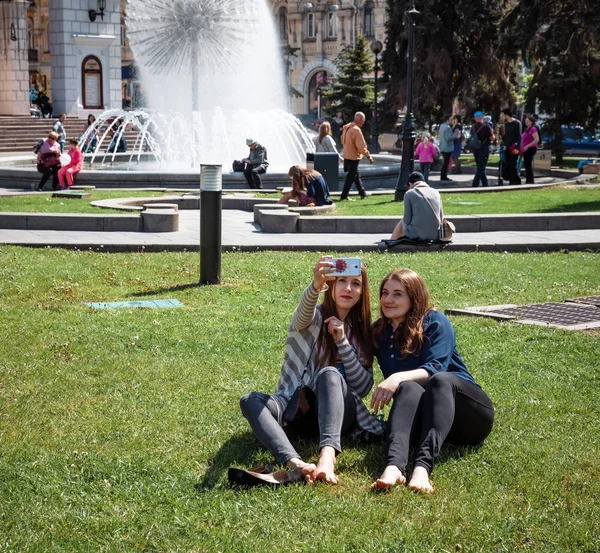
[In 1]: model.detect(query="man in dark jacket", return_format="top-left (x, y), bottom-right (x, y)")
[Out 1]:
top-left (501, 108), bottom-right (522, 185)
top-left (470, 110), bottom-right (495, 187)
top-left (242, 138), bottom-right (269, 189)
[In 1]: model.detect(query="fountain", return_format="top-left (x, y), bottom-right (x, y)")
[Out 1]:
top-left (0, 0), bottom-right (401, 189)
top-left (112, 0), bottom-right (314, 170)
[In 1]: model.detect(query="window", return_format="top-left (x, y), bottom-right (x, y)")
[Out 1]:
top-left (364, 1), bottom-right (375, 37)
top-left (82, 56), bottom-right (103, 110)
top-left (120, 21), bottom-right (126, 47)
top-left (306, 12), bottom-right (315, 39)
top-left (279, 7), bottom-right (288, 40)
top-left (327, 10), bottom-right (337, 38)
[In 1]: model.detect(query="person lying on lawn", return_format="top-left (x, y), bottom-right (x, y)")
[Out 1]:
top-left (370, 268), bottom-right (494, 493)
top-left (240, 257), bottom-right (383, 484)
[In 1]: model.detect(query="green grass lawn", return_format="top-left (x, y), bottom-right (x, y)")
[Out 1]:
top-left (334, 185), bottom-right (600, 216)
top-left (0, 190), bottom-right (167, 214)
top-left (460, 155), bottom-right (587, 170)
top-left (1, 248), bottom-right (599, 552)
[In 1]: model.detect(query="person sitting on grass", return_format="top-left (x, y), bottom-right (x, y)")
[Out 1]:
top-left (390, 171), bottom-right (443, 241)
top-left (239, 257), bottom-right (383, 485)
top-left (370, 269), bottom-right (494, 493)
top-left (36, 131), bottom-right (61, 191)
top-left (58, 138), bottom-right (83, 190)
top-left (279, 166), bottom-right (332, 207)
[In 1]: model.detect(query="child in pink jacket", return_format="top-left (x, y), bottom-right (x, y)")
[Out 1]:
top-left (58, 139), bottom-right (83, 189)
top-left (414, 135), bottom-right (438, 183)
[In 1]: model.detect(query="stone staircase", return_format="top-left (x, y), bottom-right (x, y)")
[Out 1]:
top-left (0, 116), bottom-right (138, 154)
top-left (0, 116), bottom-right (65, 154)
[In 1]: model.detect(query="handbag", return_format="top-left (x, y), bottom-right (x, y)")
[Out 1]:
top-left (232, 159), bottom-right (246, 172)
top-left (415, 186), bottom-right (455, 242)
top-left (438, 218), bottom-right (456, 242)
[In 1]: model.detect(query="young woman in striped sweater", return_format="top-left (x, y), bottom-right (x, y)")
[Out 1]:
top-left (240, 257), bottom-right (383, 485)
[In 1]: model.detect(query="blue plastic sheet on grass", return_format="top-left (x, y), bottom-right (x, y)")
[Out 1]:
top-left (87, 299), bottom-right (184, 310)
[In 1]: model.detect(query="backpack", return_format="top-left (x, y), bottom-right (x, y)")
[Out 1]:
top-left (33, 139), bottom-right (44, 154)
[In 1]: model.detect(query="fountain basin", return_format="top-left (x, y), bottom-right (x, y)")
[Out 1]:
top-left (0, 154), bottom-right (401, 191)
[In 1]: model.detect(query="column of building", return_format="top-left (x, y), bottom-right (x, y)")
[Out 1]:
top-left (0, 0), bottom-right (30, 116)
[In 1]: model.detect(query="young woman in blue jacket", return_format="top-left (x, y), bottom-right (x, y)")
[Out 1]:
top-left (370, 269), bottom-right (494, 493)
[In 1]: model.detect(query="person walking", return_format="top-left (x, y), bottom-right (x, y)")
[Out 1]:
top-left (52, 113), bottom-right (67, 153)
top-left (242, 138), bottom-right (269, 189)
top-left (450, 115), bottom-right (463, 174)
top-left (330, 111), bottom-right (345, 150)
top-left (521, 115), bottom-right (540, 184)
top-left (438, 115), bottom-right (455, 182)
top-left (340, 112), bottom-right (373, 201)
top-left (470, 111), bottom-right (495, 187)
top-left (501, 108), bottom-right (522, 185)
top-left (414, 134), bottom-right (437, 183)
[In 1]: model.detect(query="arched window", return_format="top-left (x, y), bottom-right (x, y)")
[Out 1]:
top-left (278, 7), bottom-right (288, 40)
top-left (307, 70), bottom-right (333, 118)
top-left (82, 56), bottom-right (104, 110)
top-left (364, 1), bottom-right (375, 37)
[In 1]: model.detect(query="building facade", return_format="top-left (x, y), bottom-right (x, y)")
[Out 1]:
top-left (0, 0), bottom-right (386, 117)
top-left (274, 0), bottom-right (386, 117)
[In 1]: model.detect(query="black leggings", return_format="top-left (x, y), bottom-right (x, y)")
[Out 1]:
top-left (38, 164), bottom-right (59, 190)
top-left (386, 372), bottom-right (494, 474)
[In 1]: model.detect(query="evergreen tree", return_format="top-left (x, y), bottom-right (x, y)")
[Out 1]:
top-left (326, 35), bottom-right (374, 129)
top-left (382, 0), bottom-right (515, 129)
top-left (499, 0), bottom-right (600, 162)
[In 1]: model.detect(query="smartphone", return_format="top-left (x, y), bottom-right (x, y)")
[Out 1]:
top-left (329, 257), bottom-right (361, 277)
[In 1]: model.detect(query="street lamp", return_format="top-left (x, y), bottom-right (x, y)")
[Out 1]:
top-left (370, 40), bottom-right (383, 154)
top-left (88, 0), bottom-right (106, 22)
top-left (395, 0), bottom-right (420, 201)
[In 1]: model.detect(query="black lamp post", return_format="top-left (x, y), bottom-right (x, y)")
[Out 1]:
top-left (89, 0), bottom-right (106, 22)
top-left (370, 40), bottom-right (383, 154)
top-left (394, 0), bottom-right (419, 201)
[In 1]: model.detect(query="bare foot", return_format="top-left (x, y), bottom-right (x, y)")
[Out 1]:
top-left (370, 465), bottom-right (406, 490)
top-left (286, 458), bottom-right (317, 484)
top-left (407, 466), bottom-right (434, 494)
top-left (314, 446), bottom-right (338, 484)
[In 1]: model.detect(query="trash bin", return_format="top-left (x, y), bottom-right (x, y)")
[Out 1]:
top-left (306, 152), bottom-right (340, 192)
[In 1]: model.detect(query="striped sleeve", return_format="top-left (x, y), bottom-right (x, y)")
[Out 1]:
top-left (335, 336), bottom-right (373, 398)
top-left (290, 283), bottom-right (320, 331)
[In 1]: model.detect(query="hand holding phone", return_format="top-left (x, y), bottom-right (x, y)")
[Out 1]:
top-left (329, 258), bottom-right (361, 277)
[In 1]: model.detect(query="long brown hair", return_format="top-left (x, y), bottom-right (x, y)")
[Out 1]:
top-left (318, 121), bottom-right (332, 144)
top-left (288, 165), bottom-right (322, 194)
top-left (317, 264), bottom-right (373, 368)
top-left (372, 269), bottom-right (433, 358)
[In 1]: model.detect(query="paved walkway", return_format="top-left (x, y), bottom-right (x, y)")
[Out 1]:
top-left (1, 209), bottom-right (599, 252)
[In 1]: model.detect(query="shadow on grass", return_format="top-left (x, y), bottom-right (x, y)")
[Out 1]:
top-left (129, 282), bottom-right (201, 297)
top-left (533, 200), bottom-right (600, 213)
top-left (196, 431), bottom-right (263, 491)
top-left (196, 430), bottom-right (486, 491)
